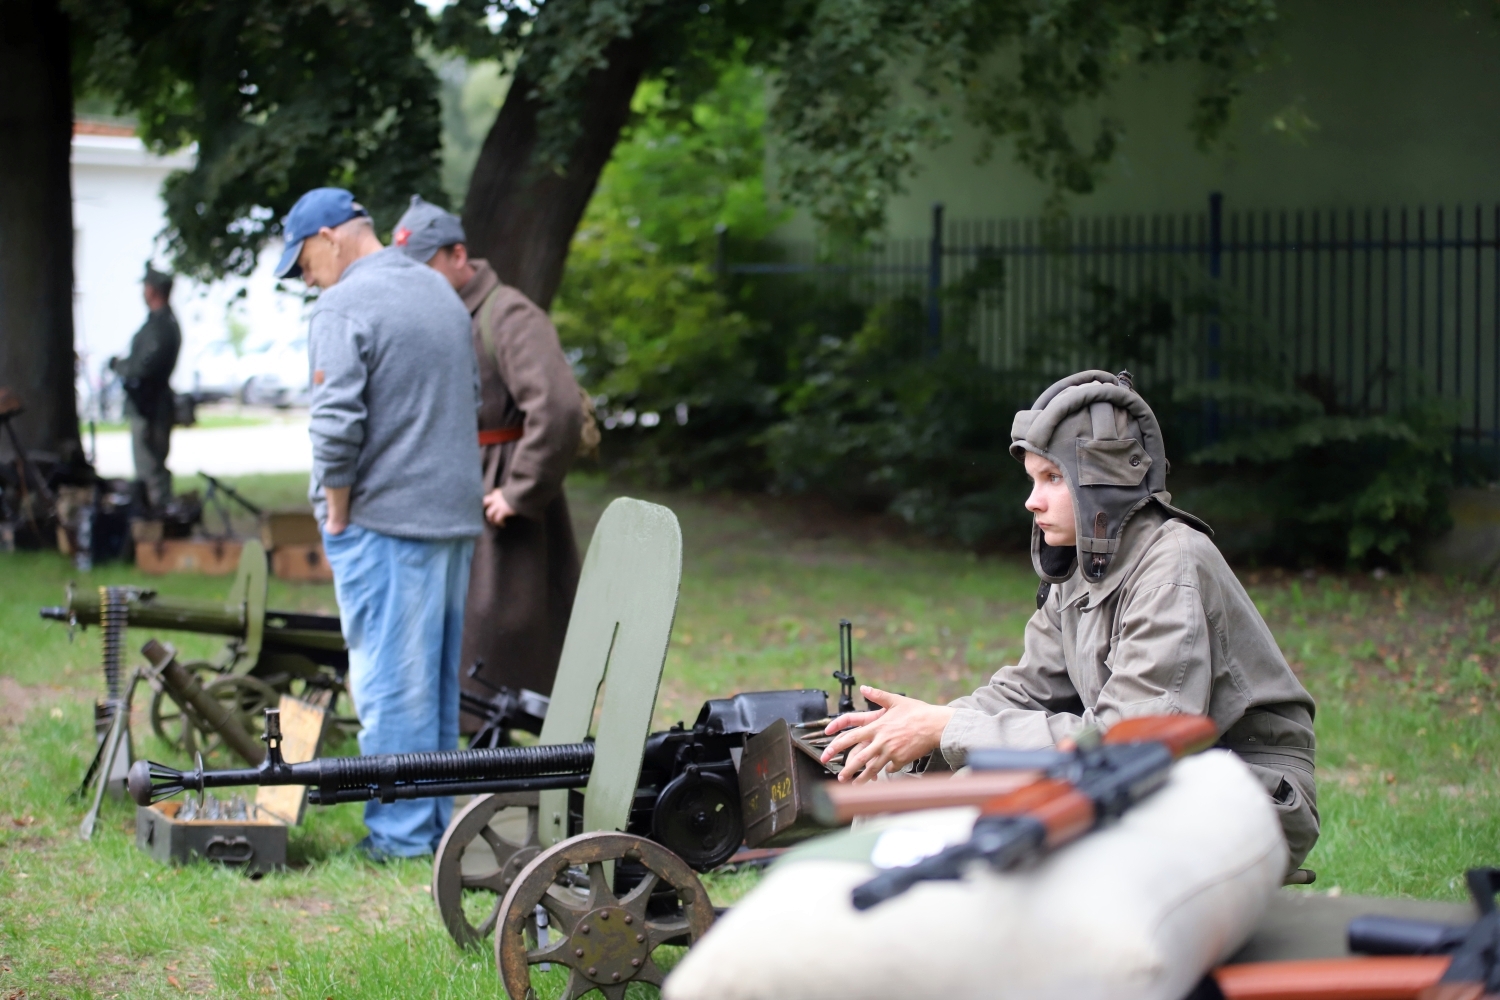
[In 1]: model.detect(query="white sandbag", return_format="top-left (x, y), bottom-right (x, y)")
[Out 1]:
top-left (665, 750), bottom-right (1285, 1000)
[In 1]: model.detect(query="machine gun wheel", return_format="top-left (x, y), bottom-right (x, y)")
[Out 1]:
top-left (150, 671), bottom-right (277, 757)
top-left (431, 791), bottom-right (542, 948)
top-left (148, 661), bottom-right (221, 751)
top-left (203, 675), bottom-right (278, 745)
top-left (496, 831), bottom-right (714, 1000)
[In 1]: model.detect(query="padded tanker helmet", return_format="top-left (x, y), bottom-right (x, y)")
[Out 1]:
top-left (1009, 370), bottom-right (1212, 587)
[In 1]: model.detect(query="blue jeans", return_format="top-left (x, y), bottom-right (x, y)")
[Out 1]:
top-left (322, 523), bottom-right (475, 856)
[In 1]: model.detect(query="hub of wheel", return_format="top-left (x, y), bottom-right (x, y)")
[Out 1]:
top-left (496, 831), bottom-right (715, 1000)
top-left (570, 905), bottom-right (651, 985)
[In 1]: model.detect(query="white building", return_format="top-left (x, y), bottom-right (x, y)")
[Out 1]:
top-left (71, 122), bottom-right (310, 416)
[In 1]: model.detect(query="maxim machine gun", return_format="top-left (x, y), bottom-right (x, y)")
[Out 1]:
top-left (126, 498), bottom-right (863, 1000)
top-left (40, 541), bottom-right (349, 756)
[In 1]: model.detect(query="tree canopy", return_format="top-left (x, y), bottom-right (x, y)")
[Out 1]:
top-left (68, 0), bottom-right (1282, 279)
top-left (67, 0), bottom-right (445, 278)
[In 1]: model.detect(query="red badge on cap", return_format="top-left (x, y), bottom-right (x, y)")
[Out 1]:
top-left (394, 227), bottom-right (411, 246)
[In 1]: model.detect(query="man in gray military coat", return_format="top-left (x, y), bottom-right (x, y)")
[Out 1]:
top-left (110, 266), bottom-right (181, 508)
top-left (393, 196), bottom-right (584, 719)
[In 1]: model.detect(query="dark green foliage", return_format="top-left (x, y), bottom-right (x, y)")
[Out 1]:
top-left (1012, 277), bottom-right (1456, 567)
top-left (67, 0), bottom-right (1283, 276)
top-left (769, 0), bottom-right (1281, 235)
top-left (574, 114), bottom-right (1454, 565)
top-left (765, 300), bottom-right (1035, 546)
top-left (553, 63), bottom-right (788, 489)
top-left (67, 0), bottom-right (446, 279)
top-left (432, 0), bottom-right (787, 179)
top-left (1179, 385), bottom-right (1456, 569)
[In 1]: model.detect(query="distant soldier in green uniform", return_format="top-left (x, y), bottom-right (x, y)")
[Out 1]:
top-left (110, 266), bottom-right (181, 508)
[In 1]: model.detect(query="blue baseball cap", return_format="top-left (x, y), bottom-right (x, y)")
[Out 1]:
top-left (274, 188), bottom-right (370, 279)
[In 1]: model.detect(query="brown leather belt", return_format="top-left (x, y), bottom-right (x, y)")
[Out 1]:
top-left (478, 425), bottom-right (523, 446)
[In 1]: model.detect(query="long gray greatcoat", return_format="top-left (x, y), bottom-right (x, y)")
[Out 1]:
top-left (940, 505), bottom-right (1321, 871)
top-left (458, 261), bottom-right (584, 722)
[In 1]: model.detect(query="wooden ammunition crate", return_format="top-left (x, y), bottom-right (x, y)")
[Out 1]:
top-left (261, 511), bottom-right (333, 582)
top-left (260, 510), bottom-right (321, 550)
top-left (136, 800), bottom-right (286, 876)
top-left (134, 538), bottom-right (243, 576)
top-left (270, 543), bottom-right (333, 583)
top-left (739, 717), bottom-right (831, 848)
top-left (134, 696), bottom-right (326, 876)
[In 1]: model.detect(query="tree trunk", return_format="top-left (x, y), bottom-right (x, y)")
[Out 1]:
top-left (462, 32), bottom-right (650, 311)
top-left (0, 0), bottom-right (80, 465)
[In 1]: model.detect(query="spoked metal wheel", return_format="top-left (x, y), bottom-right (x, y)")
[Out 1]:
top-left (149, 661), bottom-right (221, 753)
top-left (431, 792), bottom-right (541, 947)
top-left (200, 674), bottom-right (279, 757)
top-left (496, 831), bottom-right (715, 1000)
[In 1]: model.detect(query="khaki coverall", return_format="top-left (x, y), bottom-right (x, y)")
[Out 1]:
top-left (940, 505), bottom-right (1320, 871)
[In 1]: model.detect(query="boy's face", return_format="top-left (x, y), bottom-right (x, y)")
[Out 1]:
top-left (1023, 452), bottom-right (1077, 547)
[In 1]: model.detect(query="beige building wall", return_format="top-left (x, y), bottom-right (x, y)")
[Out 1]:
top-left (778, 0), bottom-right (1500, 239)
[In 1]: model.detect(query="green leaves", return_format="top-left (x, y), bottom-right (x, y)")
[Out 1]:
top-left (553, 60), bottom-right (784, 487)
top-left (767, 0), bottom-right (1282, 234)
top-left (68, 0), bottom-right (1281, 274)
top-left (68, 0), bottom-right (445, 279)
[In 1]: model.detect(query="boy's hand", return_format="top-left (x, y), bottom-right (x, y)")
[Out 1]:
top-left (821, 686), bottom-right (953, 783)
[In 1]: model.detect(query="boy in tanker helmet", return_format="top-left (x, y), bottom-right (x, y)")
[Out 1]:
top-left (821, 370), bottom-right (1319, 871)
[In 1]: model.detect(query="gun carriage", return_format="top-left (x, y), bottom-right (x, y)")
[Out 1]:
top-left (127, 498), bottom-right (855, 1000)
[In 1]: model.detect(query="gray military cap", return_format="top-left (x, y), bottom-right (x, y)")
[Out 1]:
top-left (143, 264), bottom-right (174, 296)
top-left (392, 195), bottom-right (465, 263)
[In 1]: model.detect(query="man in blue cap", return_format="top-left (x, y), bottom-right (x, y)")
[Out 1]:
top-left (276, 187), bottom-right (484, 860)
top-left (392, 195), bottom-right (587, 721)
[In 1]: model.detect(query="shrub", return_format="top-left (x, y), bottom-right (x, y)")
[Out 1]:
top-left (557, 60), bottom-right (1454, 566)
top-left (1177, 382), bottom-right (1455, 569)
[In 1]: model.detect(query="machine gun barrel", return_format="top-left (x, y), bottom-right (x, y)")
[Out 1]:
top-left (39, 584), bottom-right (344, 653)
top-left (128, 707), bottom-right (596, 807)
top-left (305, 773), bottom-right (587, 805)
top-left (42, 584), bottom-right (247, 637)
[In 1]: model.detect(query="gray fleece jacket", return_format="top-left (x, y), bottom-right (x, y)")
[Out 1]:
top-left (306, 248), bottom-right (484, 539)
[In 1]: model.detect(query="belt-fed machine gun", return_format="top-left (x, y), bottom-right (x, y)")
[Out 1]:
top-left (40, 541), bottom-right (348, 759)
top-left (126, 498), bottom-right (863, 999)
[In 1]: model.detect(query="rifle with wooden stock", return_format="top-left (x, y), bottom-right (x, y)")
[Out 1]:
top-left (1203, 867), bottom-right (1500, 1000)
top-left (839, 714), bottom-right (1220, 910)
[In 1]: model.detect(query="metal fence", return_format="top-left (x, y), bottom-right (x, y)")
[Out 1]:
top-left (726, 195), bottom-right (1500, 462)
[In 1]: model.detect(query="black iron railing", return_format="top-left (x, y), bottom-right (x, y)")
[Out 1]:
top-left (724, 195), bottom-right (1500, 462)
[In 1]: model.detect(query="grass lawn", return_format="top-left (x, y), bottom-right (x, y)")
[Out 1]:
top-left (1, 472), bottom-right (1496, 998)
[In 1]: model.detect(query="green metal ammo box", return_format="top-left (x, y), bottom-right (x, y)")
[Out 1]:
top-left (136, 801), bottom-right (286, 876)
